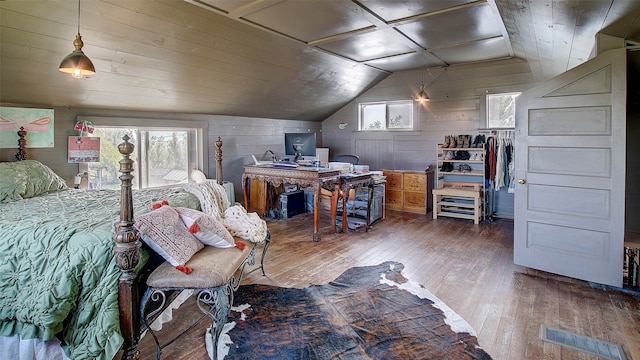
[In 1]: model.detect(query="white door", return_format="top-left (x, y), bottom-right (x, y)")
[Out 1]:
top-left (514, 48), bottom-right (627, 287)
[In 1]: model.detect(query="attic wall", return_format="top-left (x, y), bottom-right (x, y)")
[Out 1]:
top-left (321, 58), bottom-right (537, 218)
top-left (321, 58), bottom-right (536, 170)
top-left (0, 106), bottom-right (320, 201)
top-left (204, 115), bottom-right (322, 198)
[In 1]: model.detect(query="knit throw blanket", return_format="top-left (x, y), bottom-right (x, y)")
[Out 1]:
top-left (182, 181), bottom-right (267, 243)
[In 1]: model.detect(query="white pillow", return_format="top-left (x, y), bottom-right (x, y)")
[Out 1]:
top-left (175, 207), bottom-right (235, 248)
top-left (191, 170), bottom-right (207, 183)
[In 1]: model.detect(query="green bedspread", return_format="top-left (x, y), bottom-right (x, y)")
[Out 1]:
top-left (0, 187), bottom-right (200, 360)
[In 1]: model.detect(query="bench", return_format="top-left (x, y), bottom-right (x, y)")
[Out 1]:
top-left (432, 187), bottom-right (483, 224)
top-left (141, 231), bottom-right (270, 360)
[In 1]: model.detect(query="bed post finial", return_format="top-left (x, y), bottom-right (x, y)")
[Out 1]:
top-left (114, 134), bottom-right (141, 360)
top-left (14, 126), bottom-right (27, 161)
top-left (215, 136), bottom-right (223, 185)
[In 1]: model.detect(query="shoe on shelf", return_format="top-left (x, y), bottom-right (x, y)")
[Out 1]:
top-left (442, 135), bottom-right (451, 148)
top-left (450, 135), bottom-right (458, 148)
top-left (477, 134), bottom-right (486, 148)
top-left (440, 162), bottom-right (454, 172)
top-left (472, 135), bottom-right (480, 148)
top-left (444, 151), bottom-right (454, 160)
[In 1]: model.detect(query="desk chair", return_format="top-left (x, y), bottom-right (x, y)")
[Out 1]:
top-left (334, 154), bottom-right (359, 165)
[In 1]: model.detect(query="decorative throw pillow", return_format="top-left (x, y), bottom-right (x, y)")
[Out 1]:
top-left (135, 205), bottom-right (204, 266)
top-left (175, 207), bottom-right (235, 248)
top-left (191, 170), bottom-right (207, 183)
top-left (0, 160), bottom-right (68, 202)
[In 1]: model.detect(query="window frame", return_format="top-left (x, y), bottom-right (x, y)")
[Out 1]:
top-left (358, 100), bottom-right (415, 131)
top-left (485, 92), bottom-right (520, 129)
top-left (77, 116), bottom-right (206, 189)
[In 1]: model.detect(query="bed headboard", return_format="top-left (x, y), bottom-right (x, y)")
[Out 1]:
top-left (14, 126), bottom-right (27, 161)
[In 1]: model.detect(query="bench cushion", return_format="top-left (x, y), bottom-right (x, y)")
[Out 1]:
top-left (146, 242), bottom-right (254, 288)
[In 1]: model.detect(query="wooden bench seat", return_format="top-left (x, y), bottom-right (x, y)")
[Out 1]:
top-left (432, 187), bottom-right (483, 224)
top-left (141, 232), bottom-right (270, 360)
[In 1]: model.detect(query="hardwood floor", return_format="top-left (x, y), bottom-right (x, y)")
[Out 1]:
top-left (137, 210), bottom-right (640, 360)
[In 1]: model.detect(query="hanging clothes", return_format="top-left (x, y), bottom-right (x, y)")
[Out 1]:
top-left (507, 139), bottom-right (516, 193)
top-left (488, 136), bottom-right (496, 183)
top-left (494, 138), bottom-right (504, 190)
top-left (493, 131), bottom-right (515, 192)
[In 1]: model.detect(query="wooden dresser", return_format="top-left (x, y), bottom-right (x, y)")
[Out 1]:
top-left (383, 169), bottom-right (434, 214)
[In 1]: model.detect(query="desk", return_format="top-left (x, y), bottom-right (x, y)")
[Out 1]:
top-left (242, 165), bottom-right (340, 241)
top-left (337, 173), bottom-right (375, 233)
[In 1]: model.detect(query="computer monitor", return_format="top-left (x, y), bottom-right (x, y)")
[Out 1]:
top-left (284, 132), bottom-right (316, 159)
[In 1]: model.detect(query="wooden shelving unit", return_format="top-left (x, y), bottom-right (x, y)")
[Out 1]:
top-left (433, 144), bottom-right (486, 223)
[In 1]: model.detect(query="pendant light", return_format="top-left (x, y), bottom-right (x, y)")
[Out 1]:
top-left (59, 0), bottom-right (95, 78)
top-left (415, 83), bottom-right (429, 102)
top-left (415, 51), bottom-right (429, 102)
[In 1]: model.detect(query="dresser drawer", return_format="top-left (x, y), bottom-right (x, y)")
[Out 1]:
top-left (385, 189), bottom-right (403, 210)
top-left (384, 172), bottom-right (403, 190)
top-left (403, 173), bottom-right (426, 192)
top-left (403, 191), bottom-right (426, 213)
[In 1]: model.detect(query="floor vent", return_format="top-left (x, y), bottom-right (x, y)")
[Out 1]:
top-left (540, 325), bottom-right (627, 360)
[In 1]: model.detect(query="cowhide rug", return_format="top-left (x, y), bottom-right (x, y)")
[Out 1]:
top-left (210, 261), bottom-right (492, 360)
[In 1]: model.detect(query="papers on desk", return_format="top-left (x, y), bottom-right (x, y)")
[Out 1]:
top-left (272, 161), bottom-right (299, 168)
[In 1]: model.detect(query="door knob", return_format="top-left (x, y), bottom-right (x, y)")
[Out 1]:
top-left (518, 179), bottom-right (526, 184)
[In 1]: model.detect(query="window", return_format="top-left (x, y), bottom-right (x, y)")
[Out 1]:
top-left (86, 126), bottom-right (202, 190)
top-left (358, 100), bottom-right (414, 131)
top-left (486, 92), bottom-right (520, 128)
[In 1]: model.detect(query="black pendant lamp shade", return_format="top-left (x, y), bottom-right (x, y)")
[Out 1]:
top-left (59, 0), bottom-right (95, 78)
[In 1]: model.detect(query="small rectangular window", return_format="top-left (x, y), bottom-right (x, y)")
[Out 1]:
top-left (486, 93), bottom-right (520, 128)
top-left (359, 100), bottom-right (414, 131)
top-left (87, 127), bottom-right (199, 190)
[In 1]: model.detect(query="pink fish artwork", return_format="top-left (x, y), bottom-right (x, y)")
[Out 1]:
top-left (0, 114), bottom-right (52, 132)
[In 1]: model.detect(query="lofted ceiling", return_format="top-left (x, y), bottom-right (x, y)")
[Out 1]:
top-left (1, 0), bottom-right (640, 121)
top-left (187, 0), bottom-right (514, 72)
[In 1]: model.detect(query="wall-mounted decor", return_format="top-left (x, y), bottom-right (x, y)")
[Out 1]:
top-left (68, 136), bottom-right (100, 163)
top-left (0, 106), bottom-right (54, 148)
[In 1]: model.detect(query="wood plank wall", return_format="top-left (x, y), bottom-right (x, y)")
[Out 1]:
top-left (0, 106), bottom-right (320, 203)
top-left (322, 57), bottom-right (537, 218)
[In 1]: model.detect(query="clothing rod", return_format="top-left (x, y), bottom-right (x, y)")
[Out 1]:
top-left (477, 128), bottom-right (515, 134)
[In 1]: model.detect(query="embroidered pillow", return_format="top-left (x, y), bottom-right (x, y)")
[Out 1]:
top-left (0, 160), bottom-right (68, 202)
top-left (175, 207), bottom-right (235, 248)
top-left (135, 205), bottom-right (204, 266)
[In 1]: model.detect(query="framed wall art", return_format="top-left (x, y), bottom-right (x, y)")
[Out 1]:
top-left (0, 106), bottom-right (55, 148)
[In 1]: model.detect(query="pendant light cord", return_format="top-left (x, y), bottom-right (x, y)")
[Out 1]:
top-left (77, 0), bottom-right (81, 35)
top-left (422, 51), bottom-right (426, 85)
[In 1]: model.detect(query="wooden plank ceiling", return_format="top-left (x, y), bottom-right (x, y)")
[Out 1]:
top-left (1, 0), bottom-right (640, 121)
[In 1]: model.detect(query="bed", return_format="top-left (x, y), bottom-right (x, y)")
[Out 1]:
top-left (0, 132), bottom-right (245, 360)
